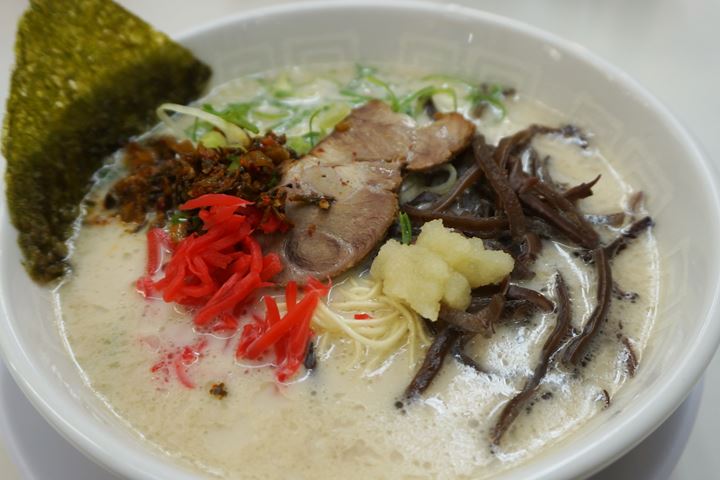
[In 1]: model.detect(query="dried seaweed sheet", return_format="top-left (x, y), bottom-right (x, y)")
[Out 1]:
top-left (2, 0), bottom-right (211, 282)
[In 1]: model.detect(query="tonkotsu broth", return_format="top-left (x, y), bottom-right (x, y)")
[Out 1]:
top-left (57, 65), bottom-right (659, 479)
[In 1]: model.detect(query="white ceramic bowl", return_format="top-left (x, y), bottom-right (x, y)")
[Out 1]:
top-left (1, 2), bottom-right (719, 479)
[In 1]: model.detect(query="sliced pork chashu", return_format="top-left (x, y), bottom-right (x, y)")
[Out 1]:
top-left (407, 113), bottom-right (476, 172)
top-left (271, 100), bottom-right (475, 284)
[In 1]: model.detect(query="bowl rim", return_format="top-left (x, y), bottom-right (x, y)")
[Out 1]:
top-left (1, 1), bottom-right (719, 479)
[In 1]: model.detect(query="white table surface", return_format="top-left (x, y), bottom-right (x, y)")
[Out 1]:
top-left (1, 0), bottom-right (719, 478)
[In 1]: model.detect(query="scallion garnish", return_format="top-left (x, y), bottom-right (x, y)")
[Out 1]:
top-left (364, 74), bottom-right (400, 111)
top-left (184, 118), bottom-right (214, 142)
top-left (157, 103), bottom-right (251, 147)
top-left (202, 103), bottom-right (260, 134)
top-left (270, 106), bottom-right (311, 133)
top-left (169, 210), bottom-right (188, 224)
top-left (398, 86), bottom-right (458, 116)
top-left (286, 136), bottom-right (312, 155)
top-left (341, 64), bottom-right (401, 111)
top-left (399, 212), bottom-right (412, 245)
top-left (339, 88), bottom-right (375, 105)
top-left (198, 131), bottom-right (227, 149)
top-left (467, 84), bottom-right (508, 118)
top-left (227, 154), bottom-right (242, 171)
top-left (307, 106), bottom-right (326, 148)
top-left (188, 118), bottom-right (199, 141)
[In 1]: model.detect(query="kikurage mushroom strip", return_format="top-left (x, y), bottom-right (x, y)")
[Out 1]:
top-left (473, 135), bottom-right (527, 240)
top-left (621, 337), bottom-right (638, 378)
top-left (605, 216), bottom-right (654, 259)
top-left (451, 335), bottom-right (486, 374)
top-left (563, 174), bottom-right (601, 203)
top-left (518, 192), bottom-right (594, 247)
top-left (492, 272), bottom-right (573, 444)
top-left (518, 231), bottom-right (543, 263)
top-left (493, 125), bottom-right (554, 171)
top-left (439, 293), bottom-right (506, 336)
top-left (506, 285), bottom-right (554, 313)
top-left (403, 205), bottom-right (509, 237)
top-left (512, 169), bottom-right (600, 250)
top-left (563, 247), bottom-right (613, 366)
top-left (402, 324), bottom-right (461, 401)
top-left (528, 181), bottom-right (600, 249)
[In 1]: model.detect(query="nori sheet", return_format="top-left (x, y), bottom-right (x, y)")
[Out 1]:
top-left (1, 0), bottom-right (211, 282)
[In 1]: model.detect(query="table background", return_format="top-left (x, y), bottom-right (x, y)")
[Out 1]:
top-left (1, 0), bottom-right (719, 478)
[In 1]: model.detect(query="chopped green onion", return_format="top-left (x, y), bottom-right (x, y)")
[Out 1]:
top-left (198, 130), bottom-right (227, 148)
top-left (189, 118), bottom-right (199, 140)
top-left (267, 171), bottom-right (280, 189)
top-left (202, 103), bottom-right (260, 133)
top-left (273, 90), bottom-right (293, 99)
top-left (364, 74), bottom-right (400, 111)
top-left (184, 118), bottom-right (213, 142)
top-left (315, 102), bottom-right (351, 131)
top-left (296, 102), bottom-right (350, 155)
top-left (270, 71), bottom-right (293, 98)
top-left (303, 102), bottom-right (351, 149)
top-left (286, 134), bottom-right (316, 156)
top-left (305, 131), bottom-right (322, 149)
top-left (468, 84), bottom-right (508, 118)
top-left (169, 210), bottom-right (189, 224)
top-left (227, 154), bottom-right (242, 171)
top-left (339, 88), bottom-right (375, 104)
top-left (157, 103), bottom-right (251, 147)
top-left (173, 212), bottom-right (202, 233)
top-left (399, 212), bottom-right (412, 245)
top-left (421, 75), bottom-right (510, 118)
top-left (307, 106), bottom-right (326, 148)
top-left (398, 86), bottom-right (458, 116)
top-left (270, 106), bottom-right (310, 133)
top-left (341, 64), bottom-right (400, 111)
top-left (286, 136), bottom-right (309, 155)
top-left (252, 106), bottom-right (290, 121)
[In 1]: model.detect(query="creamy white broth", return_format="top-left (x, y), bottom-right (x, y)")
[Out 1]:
top-left (57, 65), bottom-right (659, 479)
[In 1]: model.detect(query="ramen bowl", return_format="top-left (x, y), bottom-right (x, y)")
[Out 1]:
top-left (1, 1), bottom-right (719, 479)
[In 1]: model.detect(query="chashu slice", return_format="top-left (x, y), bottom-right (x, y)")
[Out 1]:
top-left (270, 100), bottom-right (475, 284)
top-left (407, 112), bottom-right (477, 171)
